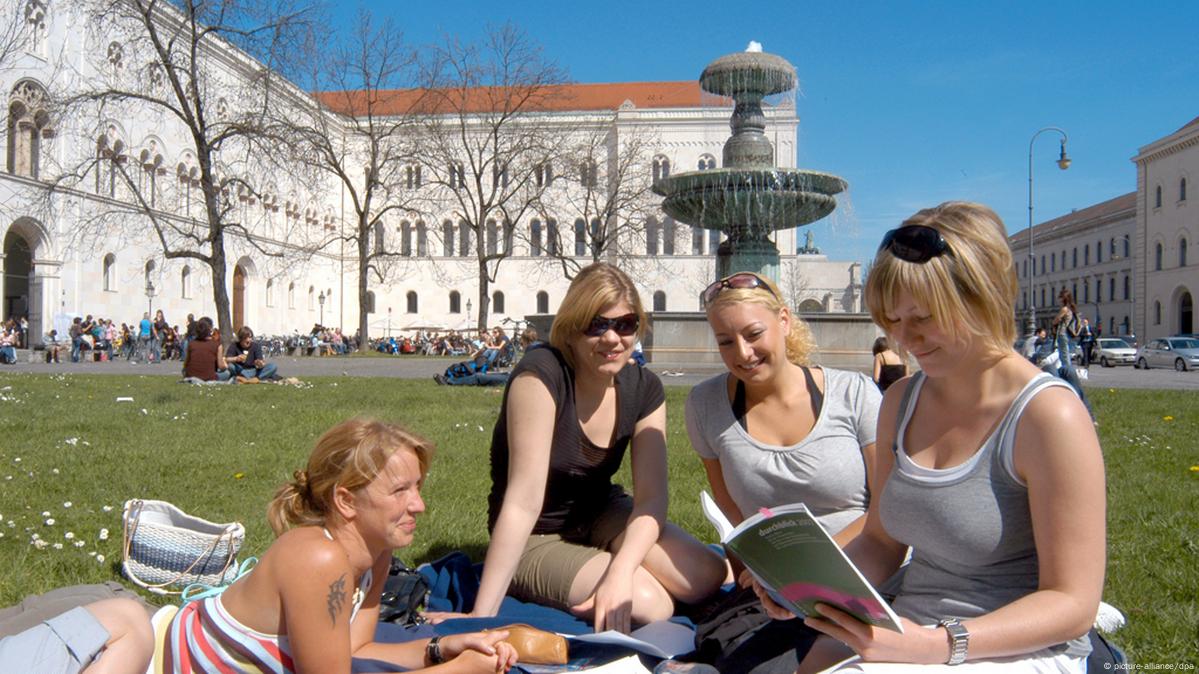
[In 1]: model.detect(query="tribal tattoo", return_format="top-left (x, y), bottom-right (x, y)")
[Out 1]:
top-left (326, 574), bottom-right (348, 626)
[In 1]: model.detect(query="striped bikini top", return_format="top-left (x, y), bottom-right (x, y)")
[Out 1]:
top-left (154, 530), bottom-right (373, 674)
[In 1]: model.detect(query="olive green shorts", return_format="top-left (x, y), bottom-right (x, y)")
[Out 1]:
top-left (508, 492), bottom-right (634, 612)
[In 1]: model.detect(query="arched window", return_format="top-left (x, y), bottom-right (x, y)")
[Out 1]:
top-left (448, 162), bottom-right (464, 189)
top-left (458, 219), bottom-right (471, 257)
top-left (503, 219), bottom-right (514, 255)
top-left (1154, 301), bottom-right (1161, 325)
top-left (181, 265), bottom-right (192, 299)
top-left (698, 154), bottom-right (717, 170)
top-left (580, 160), bottom-right (597, 188)
top-left (1155, 185), bottom-right (1162, 208)
top-left (406, 291), bottom-right (418, 314)
top-left (653, 291), bottom-right (666, 311)
top-left (589, 218), bottom-right (601, 257)
top-left (1181, 178), bottom-right (1188, 202)
top-left (536, 291), bottom-right (549, 314)
top-left (574, 218), bottom-right (586, 257)
top-left (652, 155), bottom-right (670, 182)
top-left (492, 291), bottom-right (505, 315)
top-left (441, 219), bottom-right (454, 257)
top-left (95, 129), bottom-right (126, 198)
top-left (1083, 244), bottom-right (1089, 265)
top-left (1109, 237), bottom-right (1116, 257)
top-left (1095, 279), bottom-right (1101, 302)
top-left (492, 162), bottom-right (509, 189)
top-left (265, 278), bottom-right (274, 307)
top-left (530, 219), bottom-right (543, 256)
top-left (373, 221), bottom-right (385, 254)
top-left (6, 81), bottom-right (54, 178)
top-left (449, 291), bottom-right (461, 314)
top-left (486, 219), bottom-right (498, 255)
top-left (405, 164), bottom-right (421, 189)
top-left (1108, 277), bottom-right (1116, 302)
top-left (535, 161), bottom-right (553, 188)
top-left (288, 282), bottom-right (295, 309)
top-left (400, 220), bottom-right (412, 256)
top-left (1123, 234), bottom-right (1130, 258)
top-left (1050, 252), bottom-right (1055, 272)
top-left (1072, 248), bottom-right (1077, 268)
top-left (1072, 283), bottom-right (1077, 302)
top-left (1180, 238), bottom-right (1189, 267)
top-left (416, 221), bottom-right (427, 256)
top-left (1123, 275), bottom-right (1130, 300)
top-left (1096, 243), bottom-right (1102, 263)
top-left (1083, 282), bottom-right (1089, 303)
top-left (546, 218), bottom-right (559, 256)
top-left (102, 253), bottom-right (116, 291)
top-left (645, 216), bottom-right (659, 255)
top-left (1155, 242), bottom-right (1163, 271)
top-left (308, 286), bottom-right (315, 311)
top-left (662, 218), bottom-right (676, 255)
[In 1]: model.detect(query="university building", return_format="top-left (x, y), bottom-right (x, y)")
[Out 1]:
top-left (0, 2), bottom-right (862, 346)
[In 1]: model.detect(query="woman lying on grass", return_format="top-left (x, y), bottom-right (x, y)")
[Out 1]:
top-left (158, 417), bottom-right (518, 673)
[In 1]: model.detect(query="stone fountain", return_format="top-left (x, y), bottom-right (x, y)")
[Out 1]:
top-left (652, 44), bottom-right (847, 283)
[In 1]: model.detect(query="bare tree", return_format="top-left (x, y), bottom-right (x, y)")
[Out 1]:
top-left (542, 117), bottom-right (660, 279)
top-left (414, 24), bottom-right (569, 331)
top-left (276, 10), bottom-right (422, 348)
top-left (0, 3), bottom-right (31, 72)
top-left (53, 0), bottom-right (314, 344)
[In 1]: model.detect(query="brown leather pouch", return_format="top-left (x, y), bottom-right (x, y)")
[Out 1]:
top-left (495, 623), bottom-right (569, 665)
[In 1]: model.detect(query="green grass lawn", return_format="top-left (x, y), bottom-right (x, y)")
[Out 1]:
top-left (0, 373), bottom-right (1194, 662)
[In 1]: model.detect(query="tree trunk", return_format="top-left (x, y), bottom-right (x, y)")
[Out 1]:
top-left (358, 231), bottom-right (371, 351)
top-left (210, 233), bottom-right (233, 350)
top-left (476, 258), bottom-right (490, 332)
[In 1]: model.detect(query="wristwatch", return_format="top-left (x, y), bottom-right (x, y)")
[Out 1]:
top-left (938, 618), bottom-right (969, 665)
top-left (425, 635), bottom-right (444, 664)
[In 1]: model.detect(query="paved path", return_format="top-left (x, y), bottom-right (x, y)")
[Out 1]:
top-left (5, 352), bottom-right (1197, 390)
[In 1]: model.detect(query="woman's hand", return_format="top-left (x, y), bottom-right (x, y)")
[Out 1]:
top-left (440, 630), bottom-right (519, 671)
top-left (421, 611), bottom-right (471, 624)
top-left (749, 578), bottom-right (797, 622)
top-left (573, 572), bottom-right (634, 634)
top-left (803, 603), bottom-right (946, 664)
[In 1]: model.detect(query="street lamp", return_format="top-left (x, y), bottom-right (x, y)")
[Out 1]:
top-left (318, 291), bottom-right (326, 326)
top-left (145, 280), bottom-right (156, 315)
top-left (387, 307), bottom-right (392, 337)
top-left (466, 298), bottom-right (473, 324)
top-left (1026, 127), bottom-right (1072, 336)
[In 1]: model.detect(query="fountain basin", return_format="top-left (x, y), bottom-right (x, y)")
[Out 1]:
top-left (700, 51), bottom-right (797, 97)
top-left (653, 168), bottom-right (847, 231)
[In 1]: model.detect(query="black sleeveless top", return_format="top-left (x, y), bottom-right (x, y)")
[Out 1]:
top-left (876, 363), bottom-right (907, 392)
top-left (486, 346), bottom-right (665, 534)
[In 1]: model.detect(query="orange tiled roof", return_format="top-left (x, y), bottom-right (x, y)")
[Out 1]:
top-left (315, 81), bottom-right (720, 117)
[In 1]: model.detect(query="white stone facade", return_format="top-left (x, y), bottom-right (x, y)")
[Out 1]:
top-left (1008, 193), bottom-right (1136, 339)
top-left (1132, 117), bottom-right (1197, 339)
top-left (0, 2), bottom-right (861, 345)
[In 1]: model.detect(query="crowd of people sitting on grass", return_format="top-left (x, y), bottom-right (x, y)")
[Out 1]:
top-left (0, 202), bottom-right (1119, 674)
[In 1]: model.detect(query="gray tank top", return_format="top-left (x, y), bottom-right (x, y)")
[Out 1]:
top-left (880, 372), bottom-right (1091, 658)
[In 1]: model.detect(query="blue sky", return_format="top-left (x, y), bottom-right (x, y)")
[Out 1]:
top-left (351, 1), bottom-right (1199, 265)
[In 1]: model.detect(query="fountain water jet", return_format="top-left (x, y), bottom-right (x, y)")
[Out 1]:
top-left (652, 45), bottom-right (847, 283)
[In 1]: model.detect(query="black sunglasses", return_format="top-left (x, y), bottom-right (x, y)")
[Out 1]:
top-left (878, 225), bottom-right (952, 263)
top-left (701, 272), bottom-right (779, 307)
top-left (584, 313), bottom-right (639, 337)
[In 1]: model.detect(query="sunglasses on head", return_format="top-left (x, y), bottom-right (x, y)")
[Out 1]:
top-left (700, 272), bottom-right (779, 307)
top-left (878, 225), bottom-right (952, 263)
top-left (584, 313), bottom-right (639, 337)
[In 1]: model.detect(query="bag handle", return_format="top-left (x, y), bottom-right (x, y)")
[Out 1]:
top-left (122, 501), bottom-right (241, 594)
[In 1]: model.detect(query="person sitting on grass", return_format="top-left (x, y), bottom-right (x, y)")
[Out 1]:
top-left (181, 317), bottom-right (230, 383)
top-left (155, 417), bottom-right (518, 673)
top-left (761, 202), bottom-right (1104, 673)
top-left (0, 598), bottom-right (153, 674)
top-left (225, 325), bottom-right (278, 382)
top-left (434, 262), bottom-right (727, 633)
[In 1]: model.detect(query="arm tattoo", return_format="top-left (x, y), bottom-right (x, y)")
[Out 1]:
top-left (326, 574), bottom-right (348, 626)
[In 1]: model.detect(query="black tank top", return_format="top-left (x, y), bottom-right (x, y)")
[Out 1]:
top-left (876, 363), bottom-right (907, 392)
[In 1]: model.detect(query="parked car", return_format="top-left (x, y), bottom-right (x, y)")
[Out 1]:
top-left (1095, 338), bottom-right (1137, 367)
top-left (1134, 337), bottom-right (1199, 371)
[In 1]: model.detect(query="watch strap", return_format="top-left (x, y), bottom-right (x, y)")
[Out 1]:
top-left (426, 635), bottom-right (444, 664)
top-left (938, 618), bottom-right (969, 665)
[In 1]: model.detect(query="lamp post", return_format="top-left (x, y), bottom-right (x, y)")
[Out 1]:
top-left (145, 280), bottom-right (156, 315)
top-left (387, 307), bottom-right (392, 337)
top-left (1026, 127), bottom-right (1072, 337)
top-left (466, 298), bottom-right (473, 325)
top-left (318, 291), bottom-right (325, 326)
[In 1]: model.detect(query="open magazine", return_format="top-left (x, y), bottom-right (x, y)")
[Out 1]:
top-left (702, 492), bottom-right (903, 633)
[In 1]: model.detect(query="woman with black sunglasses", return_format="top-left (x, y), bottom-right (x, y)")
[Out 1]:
top-left (686, 271), bottom-right (882, 673)
top-left (432, 262), bottom-right (726, 633)
top-left (760, 202), bottom-right (1104, 673)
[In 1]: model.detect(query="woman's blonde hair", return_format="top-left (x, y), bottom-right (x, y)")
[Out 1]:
top-left (865, 201), bottom-right (1017, 354)
top-left (705, 273), bottom-right (817, 366)
top-left (267, 418), bottom-right (434, 536)
top-left (549, 262), bottom-right (647, 369)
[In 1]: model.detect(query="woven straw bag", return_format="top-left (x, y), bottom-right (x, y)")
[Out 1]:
top-left (121, 499), bottom-right (244, 595)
